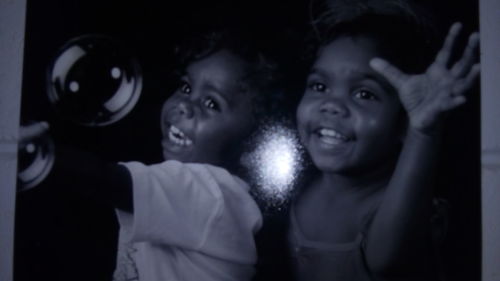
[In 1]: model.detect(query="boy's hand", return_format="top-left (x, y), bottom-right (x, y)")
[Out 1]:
top-left (370, 22), bottom-right (480, 134)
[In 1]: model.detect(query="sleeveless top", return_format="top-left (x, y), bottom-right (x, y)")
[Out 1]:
top-left (288, 198), bottom-right (449, 281)
top-left (288, 206), bottom-right (375, 281)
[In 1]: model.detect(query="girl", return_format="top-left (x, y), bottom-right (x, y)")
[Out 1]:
top-left (290, 14), bottom-right (479, 281)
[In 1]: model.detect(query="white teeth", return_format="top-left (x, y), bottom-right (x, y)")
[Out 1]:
top-left (171, 125), bottom-right (182, 135)
top-left (318, 128), bottom-right (349, 142)
top-left (168, 125), bottom-right (193, 147)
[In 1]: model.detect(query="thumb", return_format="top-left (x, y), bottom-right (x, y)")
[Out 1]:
top-left (370, 58), bottom-right (407, 89)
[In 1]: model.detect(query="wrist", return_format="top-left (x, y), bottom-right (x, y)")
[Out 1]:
top-left (408, 118), bottom-right (444, 137)
top-left (405, 125), bottom-right (442, 143)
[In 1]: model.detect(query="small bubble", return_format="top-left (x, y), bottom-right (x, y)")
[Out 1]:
top-left (18, 131), bottom-right (55, 191)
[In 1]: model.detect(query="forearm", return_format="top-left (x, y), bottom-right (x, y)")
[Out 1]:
top-left (48, 145), bottom-right (133, 212)
top-left (366, 128), bottom-right (440, 275)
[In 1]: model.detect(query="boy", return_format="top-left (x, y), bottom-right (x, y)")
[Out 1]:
top-left (21, 30), bottom-right (283, 281)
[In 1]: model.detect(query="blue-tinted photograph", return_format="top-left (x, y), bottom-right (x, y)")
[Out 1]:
top-left (6, 0), bottom-right (483, 280)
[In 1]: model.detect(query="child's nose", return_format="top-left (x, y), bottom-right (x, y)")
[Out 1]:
top-left (176, 99), bottom-right (194, 118)
top-left (320, 98), bottom-right (349, 117)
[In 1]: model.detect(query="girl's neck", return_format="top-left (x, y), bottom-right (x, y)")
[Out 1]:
top-left (317, 161), bottom-right (395, 199)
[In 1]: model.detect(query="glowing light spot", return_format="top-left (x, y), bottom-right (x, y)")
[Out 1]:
top-left (26, 143), bottom-right (36, 153)
top-left (111, 67), bottom-right (121, 79)
top-left (245, 124), bottom-right (304, 204)
top-left (258, 135), bottom-right (295, 188)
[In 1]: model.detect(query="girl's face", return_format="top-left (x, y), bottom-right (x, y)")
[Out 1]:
top-left (160, 50), bottom-right (255, 165)
top-left (296, 36), bottom-right (404, 175)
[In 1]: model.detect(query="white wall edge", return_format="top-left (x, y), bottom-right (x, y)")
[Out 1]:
top-left (0, 1), bottom-right (27, 281)
top-left (480, 0), bottom-right (500, 280)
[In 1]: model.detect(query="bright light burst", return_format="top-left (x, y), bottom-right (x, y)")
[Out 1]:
top-left (245, 124), bottom-right (303, 203)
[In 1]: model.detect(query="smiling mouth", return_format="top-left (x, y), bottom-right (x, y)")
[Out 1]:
top-left (315, 128), bottom-right (352, 145)
top-left (167, 125), bottom-right (193, 147)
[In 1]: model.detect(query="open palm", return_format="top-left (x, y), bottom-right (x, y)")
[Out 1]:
top-left (370, 23), bottom-right (480, 133)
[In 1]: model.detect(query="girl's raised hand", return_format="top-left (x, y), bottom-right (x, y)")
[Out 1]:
top-left (369, 22), bottom-right (480, 134)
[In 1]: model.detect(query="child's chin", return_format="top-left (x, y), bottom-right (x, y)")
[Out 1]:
top-left (312, 159), bottom-right (344, 173)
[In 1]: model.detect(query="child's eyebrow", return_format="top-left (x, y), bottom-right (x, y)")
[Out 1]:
top-left (307, 68), bottom-right (330, 80)
top-left (358, 73), bottom-right (396, 95)
top-left (309, 67), bottom-right (396, 95)
top-left (204, 83), bottom-right (232, 105)
top-left (175, 70), bottom-right (188, 79)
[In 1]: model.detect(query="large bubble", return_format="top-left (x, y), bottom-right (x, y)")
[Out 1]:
top-left (47, 34), bottom-right (142, 126)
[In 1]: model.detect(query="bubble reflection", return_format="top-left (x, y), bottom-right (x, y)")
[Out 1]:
top-left (47, 35), bottom-right (142, 126)
top-left (17, 131), bottom-right (55, 191)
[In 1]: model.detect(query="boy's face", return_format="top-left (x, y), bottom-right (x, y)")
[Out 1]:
top-left (160, 50), bottom-right (255, 165)
top-left (296, 36), bottom-right (404, 175)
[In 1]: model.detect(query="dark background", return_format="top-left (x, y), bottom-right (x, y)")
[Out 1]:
top-left (15, 0), bottom-right (480, 280)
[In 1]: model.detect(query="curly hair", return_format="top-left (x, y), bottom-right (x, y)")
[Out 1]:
top-left (170, 29), bottom-right (289, 173)
top-left (173, 29), bottom-right (286, 124)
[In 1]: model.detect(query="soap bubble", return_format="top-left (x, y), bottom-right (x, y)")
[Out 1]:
top-left (17, 129), bottom-right (55, 191)
top-left (47, 34), bottom-right (142, 126)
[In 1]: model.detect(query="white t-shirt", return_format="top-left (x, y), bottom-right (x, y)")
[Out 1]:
top-left (113, 160), bottom-right (262, 281)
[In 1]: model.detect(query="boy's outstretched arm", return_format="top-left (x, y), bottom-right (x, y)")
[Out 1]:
top-left (19, 122), bottom-right (133, 212)
top-left (364, 23), bottom-right (480, 278)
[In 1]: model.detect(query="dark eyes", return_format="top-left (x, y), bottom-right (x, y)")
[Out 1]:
top-left (308, 82), bottom-right (327, 93)
top-left (179, 81), bottom-right (191, 95)
top-left (203, 98), bottom-right (220, 111)
top-left (176, 79), bottom-right (221, 112)
top-left (308, 81), bottom-right (379, 101)
top-left (354, 90), bottom-right (378, 101)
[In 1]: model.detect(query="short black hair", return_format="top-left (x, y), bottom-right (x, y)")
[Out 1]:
top-left (307, 13), bottom-right (439, 74)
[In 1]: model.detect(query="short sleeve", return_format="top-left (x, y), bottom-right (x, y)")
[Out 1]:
top-left (115, 160), bottom-right (262, 263)
top-left (116, 160), bottom-right (226, 249)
